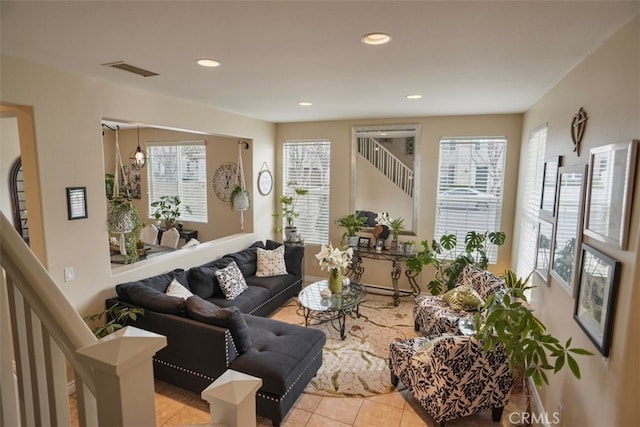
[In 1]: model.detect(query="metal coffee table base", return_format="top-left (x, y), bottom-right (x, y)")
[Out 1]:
top-left (302, 305), bottom-right (361, 340)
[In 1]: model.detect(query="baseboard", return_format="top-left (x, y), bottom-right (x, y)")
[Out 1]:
top-left (528, 377), bottom-right (552, 427)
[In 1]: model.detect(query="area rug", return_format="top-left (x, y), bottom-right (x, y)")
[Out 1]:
top-left (270, 293), bottom-right (417, 397)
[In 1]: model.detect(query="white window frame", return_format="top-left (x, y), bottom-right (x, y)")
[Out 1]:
top-left (515, 125), bottom-right (547, 279)
top-left (434, 136), bottom-right (507, 263)
top-left (282, 140), bottom-right (331, 245)
top-left (147, 140), bottom-right (207, 223)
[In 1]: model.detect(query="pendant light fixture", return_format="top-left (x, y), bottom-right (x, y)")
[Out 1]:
top-left (129, 125), bottom-right (147, 169)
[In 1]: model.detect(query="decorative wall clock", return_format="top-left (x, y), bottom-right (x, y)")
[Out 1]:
top-left (213, 162), bottom-right (238, 203)
top-left (257, 164), bottom-right (273, 196)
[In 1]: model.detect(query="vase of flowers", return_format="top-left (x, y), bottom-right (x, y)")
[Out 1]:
top-left (315, 243), bottom-right (353, 294)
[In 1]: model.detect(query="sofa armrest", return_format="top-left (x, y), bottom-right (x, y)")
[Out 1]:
top-left (105, 297), bottom-right (238, 383)
top-left (284, 244), bottom-right (304, 278)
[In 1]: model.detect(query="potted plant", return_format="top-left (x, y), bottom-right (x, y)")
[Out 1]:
top-left (107, 194), bottom-right (143, 264)
top-left (276, 183), bottom-right (309, 242)
top-left (336, 213), bottom-right (366, 247)
top-left (474, 269), bottom-right (593, 423)
top-left (151, 195), bottom-right (181, 228)
top-left (84, 303), bottom-right (144, 338)
top-left (388, 217), bottom-right (405, 252)
top-left (406, 230), bottom-right (506, 295)
top-left (231, 184), bottom-right (250, 212)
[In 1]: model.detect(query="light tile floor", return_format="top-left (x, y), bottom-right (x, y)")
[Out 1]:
top-left (108, 380), bottom-right (524, 427)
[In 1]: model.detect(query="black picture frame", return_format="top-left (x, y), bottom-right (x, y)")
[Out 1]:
top-left (358, 237), bottom-right (370, 249)
top-left (573, 243), bottom-right (621, 357)
top-left (67, 187), bottom-right (88, 220)
top-left (540, 156), bottom-right (561, 217)
top-left (550, 164), bottom-right (587, 296)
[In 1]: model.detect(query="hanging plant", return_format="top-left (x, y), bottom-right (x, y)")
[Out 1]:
top-left (231, 184), bottom-right (250, 211)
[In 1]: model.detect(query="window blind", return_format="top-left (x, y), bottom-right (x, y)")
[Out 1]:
top-left (147, 141), bottom-right (207, 223)
top-left (434, 137), bottom-right (507, 263)
top-left (515, 125), bottom-right (547, 278)
top-left (282, 140), bottom-right (331, 245)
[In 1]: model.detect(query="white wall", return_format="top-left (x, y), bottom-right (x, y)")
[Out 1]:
top-left (1, 55), bottom-right (276, 316)
top-left (514, 15), bottom-right (639, 426)
top-left (0, 117), bottom-right (20, 218)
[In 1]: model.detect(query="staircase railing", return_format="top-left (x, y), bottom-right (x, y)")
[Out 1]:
top-left (357, 137), bottom-right (414, 197)
top-left (0, 213), bottom-right (166, 426)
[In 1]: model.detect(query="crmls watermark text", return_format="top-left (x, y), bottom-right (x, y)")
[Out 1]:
top-left (509, 412), bottom-right (561, 425)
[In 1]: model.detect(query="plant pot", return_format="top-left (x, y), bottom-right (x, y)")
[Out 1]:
top-left (284, 226), bottom-right (298, 242)
top-left (345, 235), bottom-right (359, 248)
top-left (232, 191), bottom-right (250, 211)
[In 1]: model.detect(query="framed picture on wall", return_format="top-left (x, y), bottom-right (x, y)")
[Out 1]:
top-left (540, 156), bottom-right (561, 217)
top-left (550, 164), bottom-right (588, 296)
top-left (573, 243), bottom-right (621, 357)
top-left (535, 218), bottom-right (555, 285)
top-left (584, 140), bottom-right (638, 250)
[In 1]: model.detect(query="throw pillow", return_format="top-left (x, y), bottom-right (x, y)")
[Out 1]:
top-left (165, 278), bottom-right (193, 300)
top-left (256, 245), bottom-right (288, 277)
top-left (126, 283), bottom-right (185, 314)
top-left (188, 266), bottom-right (223, 298)
top-left (214, 261), bottom-right (248, 300)
top-left (442, 284), bottom-right (485, 311)
top-left (185, 295), bottom-right (252, 354)
top-left (412, 334), bottom-right (453, 364)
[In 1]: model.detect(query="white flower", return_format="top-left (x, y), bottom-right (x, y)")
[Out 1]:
top-left (315, 243), bottom-right (353, 272)
top-left (375, 212), bottom-right (392, 227)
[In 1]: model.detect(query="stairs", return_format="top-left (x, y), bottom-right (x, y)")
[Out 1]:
top-left (357, 137), bottom-right (414, 197)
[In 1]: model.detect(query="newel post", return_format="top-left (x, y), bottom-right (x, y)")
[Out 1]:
top-left (76, 326), bottom-right (166, 426)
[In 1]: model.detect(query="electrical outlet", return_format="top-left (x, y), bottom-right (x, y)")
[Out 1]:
top-left (64, 267), bottom-right (75, 282)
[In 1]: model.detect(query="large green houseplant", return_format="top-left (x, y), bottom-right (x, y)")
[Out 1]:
top-left (474, 269), bottom-right (592, 421)
top-left (84, 303), bottom-right (144, 338)
top-left (151, 195), bottom-right (181, 228)
top-left (275, 183), bottom-right (309, 242)
top-left (106, 174), bottom-right (143, 264)
top-left (336, 213), bottom-right (366, 247)
top-left (406, 230), bottom-right (506, 295)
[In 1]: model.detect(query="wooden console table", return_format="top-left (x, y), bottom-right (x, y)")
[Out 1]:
top-left (346, 247), bottom-right (421, 306)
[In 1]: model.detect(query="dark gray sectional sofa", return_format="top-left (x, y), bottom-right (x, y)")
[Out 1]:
top-left (105, 240), bottom-right (325, 426)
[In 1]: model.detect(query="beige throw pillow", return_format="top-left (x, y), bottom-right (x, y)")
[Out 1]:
top-left (165, 278), bottom-right (194, 300)
top-left (256, 245), bottom-right (288, 277)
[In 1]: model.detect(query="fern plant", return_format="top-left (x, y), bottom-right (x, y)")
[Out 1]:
top-left (406, 230), bottom-right (506, 295)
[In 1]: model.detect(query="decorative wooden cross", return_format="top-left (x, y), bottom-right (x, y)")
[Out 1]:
top-left (571, 107), bottom-right (588, 155)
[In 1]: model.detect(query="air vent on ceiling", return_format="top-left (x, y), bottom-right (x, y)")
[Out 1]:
top-left (101, 61), bottom-right (159, 77)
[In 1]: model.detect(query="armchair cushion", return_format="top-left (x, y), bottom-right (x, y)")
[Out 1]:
top-left (459, 265), bottom-right (505, 300)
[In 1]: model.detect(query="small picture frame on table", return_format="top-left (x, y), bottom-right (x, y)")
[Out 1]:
top-left (573, 243), bottom-right (621, 357)
top-left (358, 237), bottom-right (371, 249)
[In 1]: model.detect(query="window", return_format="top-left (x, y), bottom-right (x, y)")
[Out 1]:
top-left (147, 141), bottom-right (207, 222)
top-left (435, 137), bottom-right (507, 263)
top-left (282, 140), bottom-right (331, 245)
top-left (515, 125), bottom-right (547, 278)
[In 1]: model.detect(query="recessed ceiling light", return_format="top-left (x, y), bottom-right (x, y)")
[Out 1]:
top-left (196, 59), bottom-right (221, 67)
top-left (406, 94), bottom-right (423, 100)
top-left (299, 102), bottom-right (313, 106)
top-left (361, 32), bottom-right (392, 45)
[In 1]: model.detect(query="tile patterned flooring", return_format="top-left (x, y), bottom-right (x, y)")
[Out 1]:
top-left (117, 379), bottom-right (524, 426)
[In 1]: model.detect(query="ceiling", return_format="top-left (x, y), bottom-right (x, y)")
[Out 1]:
top-left (1, 1), bottom-right (638, 123)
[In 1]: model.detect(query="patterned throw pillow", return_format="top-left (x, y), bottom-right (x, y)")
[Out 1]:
top-left (442, 283), bottom-right (485, 311)
top-left (412, 334), bottom-right (454, 364)
top-left (256, 245), bottom-right (288, 277)
top-left (458, 265), bottom-right (505, 300)
top-left (215, 261), bottom-right (248, 300)
top-left (165, 278), bottom-right (193, 300)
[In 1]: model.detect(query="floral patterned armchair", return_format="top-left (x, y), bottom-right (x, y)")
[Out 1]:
top-left (389, 335), bottom-right (513, 427)
top-left (413, 265), bottom-right (505, 335)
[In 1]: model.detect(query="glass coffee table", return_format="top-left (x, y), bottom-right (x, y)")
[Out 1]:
top-left (298, 280), bottom-right (366, 340)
